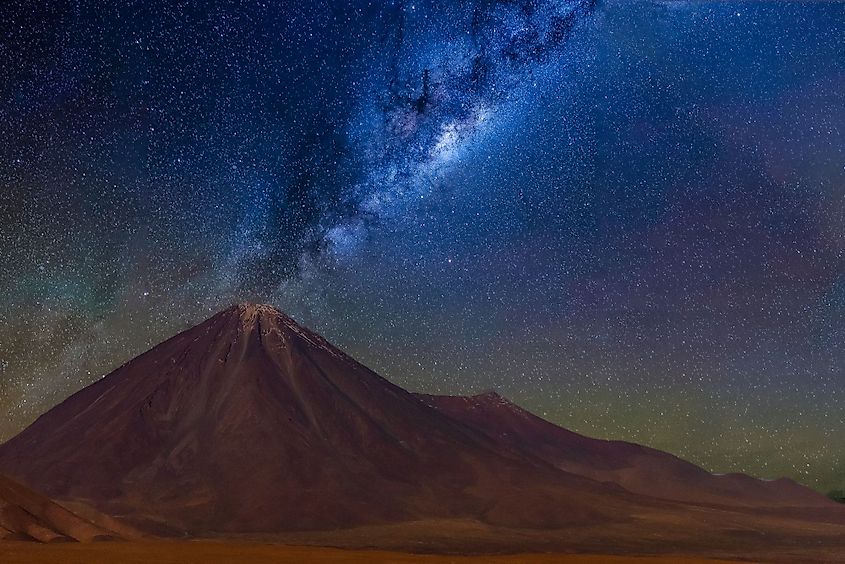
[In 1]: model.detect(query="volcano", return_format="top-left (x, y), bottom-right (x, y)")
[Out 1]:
top-left (0, 304), bottom-right (638, 534)
top-left (0, 303), bottom-right (840, 544)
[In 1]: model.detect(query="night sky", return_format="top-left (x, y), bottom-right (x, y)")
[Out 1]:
top-left (1, 1), bottom-right (843, 492)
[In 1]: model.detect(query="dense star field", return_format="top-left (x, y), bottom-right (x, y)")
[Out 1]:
top-left (0, 0), bottom-right (842, 494)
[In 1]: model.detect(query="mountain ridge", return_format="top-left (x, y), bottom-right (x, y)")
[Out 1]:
top-left (415, 390), bottom-right (835, 510)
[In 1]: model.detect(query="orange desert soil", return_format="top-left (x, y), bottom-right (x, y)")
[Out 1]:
top-left (0, 541), bottom-right (747, 564)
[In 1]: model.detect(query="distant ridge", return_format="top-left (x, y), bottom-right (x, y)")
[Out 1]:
top-left (416, 391), bottom-right (834, 509)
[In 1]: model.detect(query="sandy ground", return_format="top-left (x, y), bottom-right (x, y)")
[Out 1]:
top-left (0, 541), bottom-right (750, 564)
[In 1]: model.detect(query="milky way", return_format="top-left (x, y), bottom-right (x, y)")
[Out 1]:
top-left (0, 1), bottom-right (843, 493)
top-left (324, 0), bottom-right (593, 257)
top-left (225, 0), bottom-right (597, 267)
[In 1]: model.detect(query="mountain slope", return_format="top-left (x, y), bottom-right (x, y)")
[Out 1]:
top-left (416, 391), bottom-right (835, 509)
top-left (0, 303), bottom-right (642, 534)
top-left (0, 474), bottom-right (125, 543)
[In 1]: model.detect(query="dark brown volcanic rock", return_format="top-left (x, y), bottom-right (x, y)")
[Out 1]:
top-left (416, 391), bottom-right (836, 509)
top-left (0, 474), bottom-right (124, 543)
top-left (0, 303), bottom-right (641, 535)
